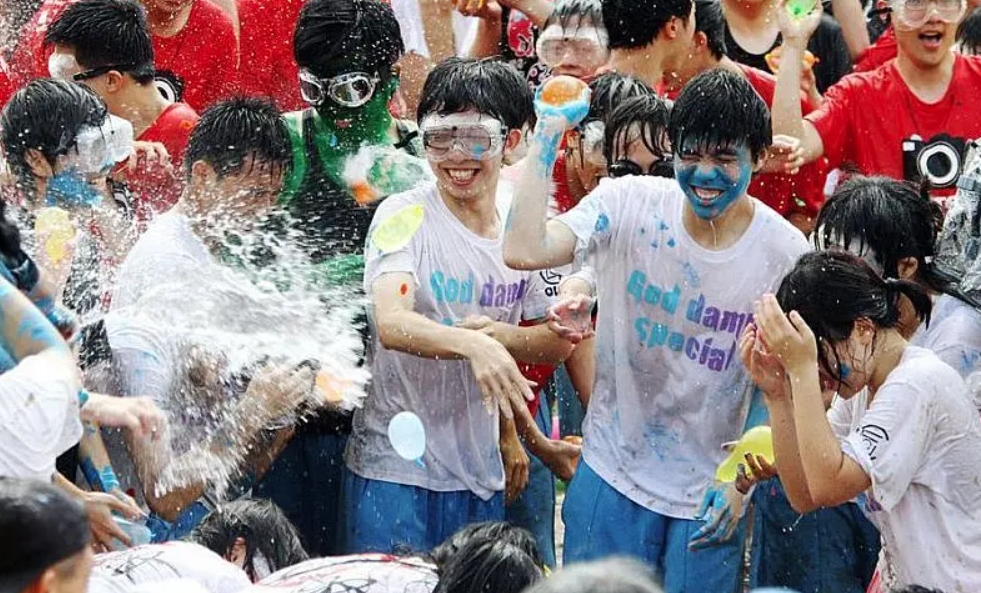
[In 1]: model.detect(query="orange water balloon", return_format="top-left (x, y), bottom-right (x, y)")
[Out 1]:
top-left (540, 75), bottom-right (589, 106)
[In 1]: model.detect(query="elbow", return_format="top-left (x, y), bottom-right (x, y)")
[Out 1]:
top-left (547, 339), bottom-right (576, 364)
top-left (376, 317), bottom-right (402, 351)
top-left (144, 489), bottom-right (185, 522)
top-left (787, 494), bottom-right (821, 515)
top-left (503, 248), bottom-right (537, 271)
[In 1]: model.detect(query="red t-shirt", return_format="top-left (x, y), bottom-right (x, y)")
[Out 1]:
top-left (118, 102), bottom-right (199, 222)
top-left (10, 0), bottom-right (237, 111)
top-left (153, 0), bottom-right (238, 111)
top-left (238, 0), bottom-right (304, 112)
top-left (807, 54), bottom-right (981, 205)
top-left (0, 58), bottom-right (13, 109)
top-left (739, 65), bottom-right (829, 217)
top-left (855, 27), bottom-right (897, 73)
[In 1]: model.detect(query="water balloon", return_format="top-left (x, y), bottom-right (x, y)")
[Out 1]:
top-left (388, 411), bottom-right (426, 461)
top-left (715, 426), bottom-right (775, 483)
top-left (371, 204), bottom-right (425, 253)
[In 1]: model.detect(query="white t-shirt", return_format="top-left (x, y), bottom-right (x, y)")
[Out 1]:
top-left (829, 346), bottom-right (981, 591)
top-left (0, 354), bottom-right (81, 481)
top-left (555, 176), bottom-right (809, 517)
top-left (88, 541), bottom-right (250, 593)
top-left (909, 293), bottom-right (981, 409)
top-left (345, 183), bottom-right (553, 499)
top-left (243, 554), bottom-right (437, 593)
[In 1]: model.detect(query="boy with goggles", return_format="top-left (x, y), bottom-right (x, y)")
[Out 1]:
top-left (505, 68), bottom-right (808, 591)
top-left (534, 0), bottom-right (611, 81)
top-left (257, 0), bottom-right (430, 558)
top-left (773, 0), bottom-right (981, 207)
top-left (343, 58), bottom-right (575, 555)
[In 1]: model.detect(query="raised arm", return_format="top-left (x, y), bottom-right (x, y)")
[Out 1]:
top-left (772, 1), bottom-right (826, 165)
top-left (831, 0), bottom-right (870, 59)
top-left (503, 89), bottom-right (587, 271)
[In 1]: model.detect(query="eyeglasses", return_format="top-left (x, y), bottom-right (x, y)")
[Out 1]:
top-left (72, 63), bottom-right (137, 82)
top-left (421, 123), bottom-right (506, 162)
top-left (892, 0), bottom-right (965, 28)
top-left (608, 159), bottom-right (674, 179)
top-left (299, 70), bottom-right (381, 108)
top-left (536, 37), bottom-right (609, 68)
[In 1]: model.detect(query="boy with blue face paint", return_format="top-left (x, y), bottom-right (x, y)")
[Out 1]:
top-left (504, 68), bottom-right (809, 592)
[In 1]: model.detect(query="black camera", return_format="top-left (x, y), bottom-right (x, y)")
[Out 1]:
top-left (902, 133), bottom-right (967, 190)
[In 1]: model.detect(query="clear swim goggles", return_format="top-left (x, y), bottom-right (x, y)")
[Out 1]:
top-left (299, 69), bottom-right (381, 108)
top-left (420, 115), bottom-right (506, 162)
top-left (535, 25), bottom-right (610, 69)
top-left (892, 0), bottom-right (965, 29)
top-left (57, 114), bottom-right (135, 176)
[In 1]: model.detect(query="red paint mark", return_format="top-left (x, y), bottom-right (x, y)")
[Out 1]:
top-left (399, 283), bottom-right (408, 296)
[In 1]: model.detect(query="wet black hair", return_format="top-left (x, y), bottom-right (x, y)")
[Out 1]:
top-left (957, 6), bottom-right (981, 55)
top-left (694, 0), bottom-right (727, 60)
top-left (602, 0), bottom-right (692, 50)
top-left (776, 250), bottom-right (932, 382)
top-left (544, 0), bottom-right (604, 33)
top-left (188, 498), bottom-right (309, 581)
top-left (524, 559), bottom-right (662, 593)
top-left (583, 72), bottom-right (655, 126)
top-left (604, 94), bottom-right (671, 164)
top-left (293, 0), bottom-right (404, 84)
top-left (0, 78), bottom-right (108, 190)
top-left (429, 522), bottom-right (544, 571)
top-left (432, 534), bottom-right (543, 593)
top-left (814, 175), bottom-right (980, 308)
top-left (416, 58), bottom-right (534, 132)
top-left (0, 478), bottom-right (90, 593)
top-left (669, 68), bottom-right (771, 162)
top-left (45, 0), bottom-right (156, 85)
top-left (183, 97), bottom-right (291, 181)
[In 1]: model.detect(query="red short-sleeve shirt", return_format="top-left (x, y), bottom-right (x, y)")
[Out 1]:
top-left (237, 0), bottom-right (305, 112)
top-left (807, 54), bottom-right (981, 205)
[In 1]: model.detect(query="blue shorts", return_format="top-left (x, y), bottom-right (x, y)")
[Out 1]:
top-left (506, 401), bottom-right (557, 567)
top-left (563, 461), bottom-right (744, 593)
top-left (340, 469), bottom-right (504, 554)
top-left (750, 478), bottom-right (880, 593)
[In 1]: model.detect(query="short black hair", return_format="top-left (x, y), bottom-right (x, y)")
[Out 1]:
top-left (183, 97), bottom-right (291, 181)
top-left (432, 525), bottom-right (543, 593)
top-left (605, 94), bottom-right (671, 164)
top-left (544, 0), bottom-right (604, 32)
top-left (694, 0), bottom-right (727, 60)
top-left (584, 72), bottom-right (655, 126)
top-left (957, 6), bottom-right (981, 55)
top-left (777, 250), bottom-right (932, 383)
top-left (429, 522), bottom-right (543, 571)
top-left (416, 58), bottom-right (534, 132)
top-left (602, 0), bottom-right (692, 49)
top-left (294, 0), bottom-right (404, 83)
top-left (45, 0), bottom-right (155, 85)
top-left (669, 68), bottom-right (771, 161)
top-left (0, 79), bottom-right (108, 189)
top-left (0, 478), bottom-right (91, 593)
top-left (188, 498), bottom-right (308, 581)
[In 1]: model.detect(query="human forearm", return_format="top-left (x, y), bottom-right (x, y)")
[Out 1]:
top-left (420, 0), bottom-right (456, 61)
top-left (773, 45), bottom-right (808, 142)
top-left (503, 124), bottom-right (576, 270)
top-left (79, 425), bottom-right (123, 495)
top-left (378, 308), bottom-right (483, 360)
top-left (831, 0), bottom-right (870, 58)
top-left (509, 0), bottom-right (554, 27)
top-left (766, 393), bottom-right (819, 512)
top-left (487, 322), bottom-right (574, 364)
top-left (467, 16), bottom-right (503, 58)
top-left (0, 277), bottom-right (72, 361)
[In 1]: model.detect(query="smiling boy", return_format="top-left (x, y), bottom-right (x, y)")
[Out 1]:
top-left (504, 68), bottom-right (808, 592)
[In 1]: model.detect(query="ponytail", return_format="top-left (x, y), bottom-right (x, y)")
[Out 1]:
top-left (883, 277), bottom-right (933, 328)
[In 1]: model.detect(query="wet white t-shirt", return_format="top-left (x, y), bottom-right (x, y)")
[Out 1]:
top-left (345, 183), bottom-right (552, 499)
top-left (88, 542), bottom-right (250, 593)
top-left (909, 293), bottom-right (981, 409)
top-left (0, 354), bottom-right (80, 481)
top-left (828, 346), bottom-right (981, 591)
top-left (243, 554), bottom-right (437, 593)
top-left (555, 176), bottom-right (809, 517)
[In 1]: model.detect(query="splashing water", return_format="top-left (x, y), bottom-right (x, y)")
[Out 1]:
top-left (94, 212), bottom-right (371, 499)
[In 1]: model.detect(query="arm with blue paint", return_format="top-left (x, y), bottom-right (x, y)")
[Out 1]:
top-left (502, 86), bottom-right (588, 271)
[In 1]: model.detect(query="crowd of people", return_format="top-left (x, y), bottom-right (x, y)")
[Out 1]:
top-left (0, 0), bottom-right (980, 592)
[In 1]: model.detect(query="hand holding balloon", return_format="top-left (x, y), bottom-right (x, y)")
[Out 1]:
top-left (534, 76), bottom-right (591, 134)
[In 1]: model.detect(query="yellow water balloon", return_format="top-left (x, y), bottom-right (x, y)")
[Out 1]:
top-left (715, 426), bottom-right (775, 483)
top-left (34, 207), bottom-right (75, 264)
top-left (371, 204), bottom-right (425, 254)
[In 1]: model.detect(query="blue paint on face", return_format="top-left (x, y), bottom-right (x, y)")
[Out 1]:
top-left (839, 361), bottom-right (852, 380)
top-left (674, 144), bottom-right (754, 220)
top-left (46, 169), bottom-right (103, 208)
